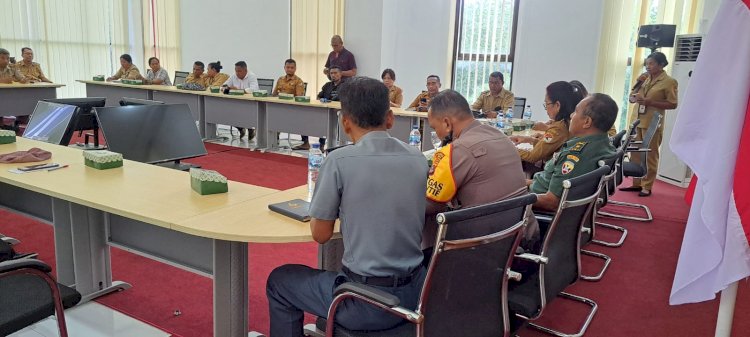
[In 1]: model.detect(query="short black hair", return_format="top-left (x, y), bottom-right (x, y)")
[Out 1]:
top-left (429, 89), bottom-right (472, 119)
top-left (582, 93), bottom-right (618, 132)
top-left (547, 81), bottom-right (583, 124)
top-left (235, 61), bottom-right (247, 68)
top-left (194, 61), bottom-right (205, 70)
top-left (646, 52), bottom-right (669, 67)
top-left (427, 75), bottom-right (441, 83)
top-left (148, 57), bottom-right (159, 65)
top-left (120, 53), bottom-right (133, 64)
top-left (208, 61), bottom-right (222, 72)
top-left (285, 58), bottom-right (296, 65)
top-left (381, 68), bottom-right (396, 81)
top-left (489, 71), bottom-right (504, 82)
top-left (338, 77), bottom-right (390, 129)
top-left (0, 48), bottom-right (9, 56)
top-left (21, 47), bottom-right (32, 54)
top-left (329, 65), bottom-right (342, 72)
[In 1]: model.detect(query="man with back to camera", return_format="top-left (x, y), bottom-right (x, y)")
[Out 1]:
top-left (222, 61), bottom-right (259, 140)
top-left (266, 77), bottom-right (427, 337)
top-left (408, 75), bottom-right (441, 112)
top-left (471, 71), bottom-right (514, 118)
top-left (14, 47), bottom-right (51, 83)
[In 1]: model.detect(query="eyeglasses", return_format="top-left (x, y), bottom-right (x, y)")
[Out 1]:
top-left (542, 101), bottom-right (556, 109)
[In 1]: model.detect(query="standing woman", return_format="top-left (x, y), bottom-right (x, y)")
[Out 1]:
top-left (107, 54), bottom-right (143, 81)
top-left (620, 51), bottom-right (678, 197)
top-left (203, 61), bottom-right (229, 88)
top-left (381, 68), bottom-right (403, 107)
top-left (144, 57), bottom-right (172, 85)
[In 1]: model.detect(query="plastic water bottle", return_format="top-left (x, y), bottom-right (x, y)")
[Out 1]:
top-left (408, 126), bottom-right (421, 149)
top-left (524, 105), bottom-right (532, 120)
top-left (495, 113), bottom-right (505, 129)
top-left (307, 143), bottom-right (323, 201)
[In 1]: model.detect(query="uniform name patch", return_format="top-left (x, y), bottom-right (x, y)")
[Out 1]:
top-left (561, 160), bottom-right (575, 175)
top-left (566, 154), bottom-right (580, 162)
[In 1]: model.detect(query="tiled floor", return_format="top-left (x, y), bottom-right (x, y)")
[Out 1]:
top-left (208, 125), bottom-right (326, 158)
top-left (9, 302), bottom-right (171, 337)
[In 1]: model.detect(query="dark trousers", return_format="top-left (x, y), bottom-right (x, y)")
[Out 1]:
top-left (266, 264), bottom-right (425, 337)
top-left (299, 136), bottom-right (326, 146)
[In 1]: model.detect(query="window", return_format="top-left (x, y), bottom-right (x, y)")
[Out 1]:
top-left (451, 0), bottom-right (519, 104)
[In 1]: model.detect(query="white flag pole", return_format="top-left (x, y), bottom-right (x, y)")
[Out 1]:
top-left (714, 281), bottom-right (739, 337)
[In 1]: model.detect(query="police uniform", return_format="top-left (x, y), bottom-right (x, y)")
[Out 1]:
top-left (184, 72), bottom-right (205, 85)
top-left (407, 91), bottom-right (433, 111)
top-left (111, 65), bottom-right (143, 80)
top-left (266, 131), bottom-right (427, 336)
top-left (471, 88), bottom-right (515, 112)
top-left (630, 71), bottom-right (678, 191)
top-left (203, 73), bottom-right (229, 88)
top-left (0, 65), bottom-right (25, 83)
top-left (426, 120), bottom-right (531, 249)
top-left (14, 61), bottom-right (49, 82)
top-left (273, 74), bottom-right (305, 96)
top-left (530, 133), bottom-right (616, 197)
top-left (518, 119), bottom-right (569, 163)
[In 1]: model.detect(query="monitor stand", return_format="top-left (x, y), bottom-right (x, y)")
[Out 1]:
top-left (154, 159), bottom-right (201, 171)
top-left (73, 130), bottom-right (107, 150)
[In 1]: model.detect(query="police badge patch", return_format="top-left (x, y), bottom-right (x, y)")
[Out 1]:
top-left (561, 160), bottom-right (575, 175)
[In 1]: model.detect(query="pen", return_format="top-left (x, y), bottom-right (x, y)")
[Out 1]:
top-left (47, 165), bottom-right (69, 172)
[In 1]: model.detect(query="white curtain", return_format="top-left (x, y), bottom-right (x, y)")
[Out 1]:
top-left (142, 0), bottom-right (181, 74)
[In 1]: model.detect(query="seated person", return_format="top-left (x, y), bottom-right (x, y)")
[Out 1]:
top-left (14, 47), bottom-right (51, 83)
top-left (471, 71), bottom-right (514, 118)
top-left (185, 61), bottom-right (205, 85)
top-left (266, 77), bottom-right (427, 336)
top-left (203, 61), bottom-right (229, 88)
top-left (424, 89), bottom-right (532, 261)
top-left (407, 75), bottom-right (441, 112)
top-left (107, 53), bottom-right (143, 81)
top-left (381, 68), bottom-right (403, 107)
top-left (529, 93), bottom-right (618, 212)
top-left (292, 66), bottom-right (344, 150)
top-left (0, 48), bottom-right (27, 84)
top-left (511, 81), bottom-right (581, 165)
top-left (222, 61), bottom-right (259, 140)
top-left (144, 57), bottom-right (172, 85)
top-left (272, 58), bottom-right (305, 96)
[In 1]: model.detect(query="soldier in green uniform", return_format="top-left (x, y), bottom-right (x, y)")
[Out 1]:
top-left (529, 93), bottom-right (618, 211)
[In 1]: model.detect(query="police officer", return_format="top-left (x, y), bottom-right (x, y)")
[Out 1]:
top-left (530, 93), bottom-right (618, 211)
top-left (14, 47), bottom-right (51, 83)
top-left (471, 71), bottom-right (514, 118)
top-left (425, 89), bottom-right (530, 258)
top-left (620, 52), bottom-right (678, 197)
top-left (407, 75), bottom-right (441, 112)
top-left (266, 77), bottom-right (427, 337)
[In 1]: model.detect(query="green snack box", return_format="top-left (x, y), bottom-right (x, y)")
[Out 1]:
top-left (176, 84), bottom-right (184, 89)
top-left (210, 86), bottom-right (221, 93)
top-left (294, 96), bottom-right (311, 103)
top-left (513, 122), bottom-right (524, 132)
top-left (190, 168), bottom-right (228, 195)
top-left (0, 130), bottom-right (16, 144)
top-left (131, 79), bottom-right (143, 85)
top-left (93, 75), bottom-right (105, 81)
top-left (228, 89), bottom-right (245, 96)
top-left (278, 93), bottom-right (294, 100)
top-left (83, 150), bottom-right (123, 170)
top-left (252, 90), bottom-right (268, 97)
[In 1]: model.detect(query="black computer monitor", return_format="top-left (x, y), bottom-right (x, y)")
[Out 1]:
top-left (22, 101), bottom-right (79, 145)
top-left (43, 97), bottom-right (106, 114)
top-left (119, 97), bottom-right (165, 106)
top-left (637, 24), bottom-right (677, 50)
top-left (95, 104), bottom-right (207, 170)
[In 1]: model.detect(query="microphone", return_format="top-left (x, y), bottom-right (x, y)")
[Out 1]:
top-left (631, 73), bottom-right (648, 92)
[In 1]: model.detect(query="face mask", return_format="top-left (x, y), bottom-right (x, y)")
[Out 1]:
top-left (441, 129), bottom-right (454, 147)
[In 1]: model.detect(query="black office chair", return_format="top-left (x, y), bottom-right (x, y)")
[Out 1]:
top-left (174, 71), bottom-right (189, 86)
top-left (589, 132), bottom-right (632, 248)
top-left (599, 114), bottom-right (661, 222)
top-left (303, 82), bottom-right (308, 96)
top-left (513, 97), bottom-right (526, 115)
top-left (0, 259), bottom-right (82, 337)
top-left (305, 194), bottom-right (537, 337)
top-left (508, 165), bottom-right (609, 336)
top-left (258, 78), bottom-right (275, 93)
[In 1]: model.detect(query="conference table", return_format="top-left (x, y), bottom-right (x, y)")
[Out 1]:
top-left (0, 137), bottom-right (338, 337)
top-left (0, 83), bottom-right (65, 116)
top-left (78, 80), bottom-right (432, 149)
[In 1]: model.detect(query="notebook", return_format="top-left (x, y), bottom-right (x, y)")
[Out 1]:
top-left (268, 199), bottom-right (311, 222)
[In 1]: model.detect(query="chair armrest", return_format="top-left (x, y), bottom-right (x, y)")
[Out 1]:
top-left (508, 270), bottom-right (522, 281)
top-left (334, 282), bottom-right (400, 307)
top-left (0, 259), bottom-right (51, 274)
top-left (515, 253), bottom-right (549, 265)
top-left (627, 148), bottom-right (652, 153)
top-left (534, 213), bottom-right (553, 222)
top-left (630, 140), bottom-right (643, 145)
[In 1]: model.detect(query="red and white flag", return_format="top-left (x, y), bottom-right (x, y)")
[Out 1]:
top-left (669, 0), bottom-right (750, 305)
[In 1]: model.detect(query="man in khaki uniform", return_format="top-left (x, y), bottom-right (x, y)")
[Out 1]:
top-left (272, 59), bottom-right (305, 96)
top-left (424, 90), bottom-right (531, 259)
top-left (14, 48), bottom-right (51, 83)
top-left (621, 52), bottom-right (678, 196)
top-left (0, 48), bottom-right (27, 84)
top-left (408, 75), bottom-right (441, 112)
top-left (107, 54), bottom-right (143, 81)
top-left (185, 61), bottom-right (206, 85)
top-left (471, 71), bottom-right (514, 118)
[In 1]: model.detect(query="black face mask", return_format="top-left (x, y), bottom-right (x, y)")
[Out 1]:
top-left (441, 129), bottom-right (454, 147)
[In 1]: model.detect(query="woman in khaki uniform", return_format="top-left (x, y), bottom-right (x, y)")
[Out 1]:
top-left (511, 81), bottom-right (583, 166)
top-left (203, 61), bottom-right (229, 88)
top-left (620, 52), bottom-right (678, 196)
top-left (381, 68), bottom-right (403, 107)
top-left (106, 54), bottom-right (143, 81)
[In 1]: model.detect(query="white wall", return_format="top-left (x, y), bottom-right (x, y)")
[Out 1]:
top-left (180, 0), bottom-right (290, 80)
top-left (511, 0), bottom-right (605, 120)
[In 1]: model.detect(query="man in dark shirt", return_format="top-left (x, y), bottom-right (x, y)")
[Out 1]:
top-left (293, 67), bottom-right (344, 150)
top-left (324, 35), bottom-right (357, 79)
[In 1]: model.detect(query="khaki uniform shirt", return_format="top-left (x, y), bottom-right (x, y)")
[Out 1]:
top-left (112, 65), bottom-right (143, 80)
top-left (273, 74), bottom-right (305, 96)
top-left (530, 133), bottom-right (616, 197)
top-left (518, 119), bottom-right (570, 163)
top-left (185, 72), bottom-right (205, 85)
top-left (14, 61), bottom-right (48, 82)
top-left (407, 91), bottom-right (434, 111)
top-left (389, 85), bottom-right (403, 107)
top-left (0, 65), bottom-right (25, 82)
top-left (204, 73), bottom-right (229, 88)
top-left (471, 88), bottom-right (515, 112)
top-left (634, 71), bottom-right (678, 130)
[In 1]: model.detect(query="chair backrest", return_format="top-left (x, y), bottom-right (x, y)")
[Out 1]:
top-left (610, 130), bottom-right (627, 148)
top-left (303, 82), bottom-right (308, 96)
top-left (535, 165), bottom-right (608, 313)
top-left (513, 97), bottom-right (526, 114)
top-left (582, 151), bottom-right (622, 243)
top-left (604, 149), bottom-right (625, 199)
top-left (633, 113), bottom-right (663, 169)
top-left (258, 78), bottom-right (275, 93)
top-left (420, 194), bottom-right (537, 337)
top-left (173, 71), bottom-right (189, 86)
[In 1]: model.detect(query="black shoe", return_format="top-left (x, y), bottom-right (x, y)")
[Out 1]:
top-left (619, 186), bottom-right (641, 192)
top-left (247, 128), bottom-right (256, 141)
top-left (237, 127), bottom-right (246, 139)
top-left (638, 189), bottom-right (652, 197)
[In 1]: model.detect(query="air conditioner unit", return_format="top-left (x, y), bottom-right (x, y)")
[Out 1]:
top-left (657, 34), bottom-right (702, 187)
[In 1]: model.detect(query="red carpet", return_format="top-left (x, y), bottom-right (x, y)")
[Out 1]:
top-left (2, 145), bottom-right (749, 336)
